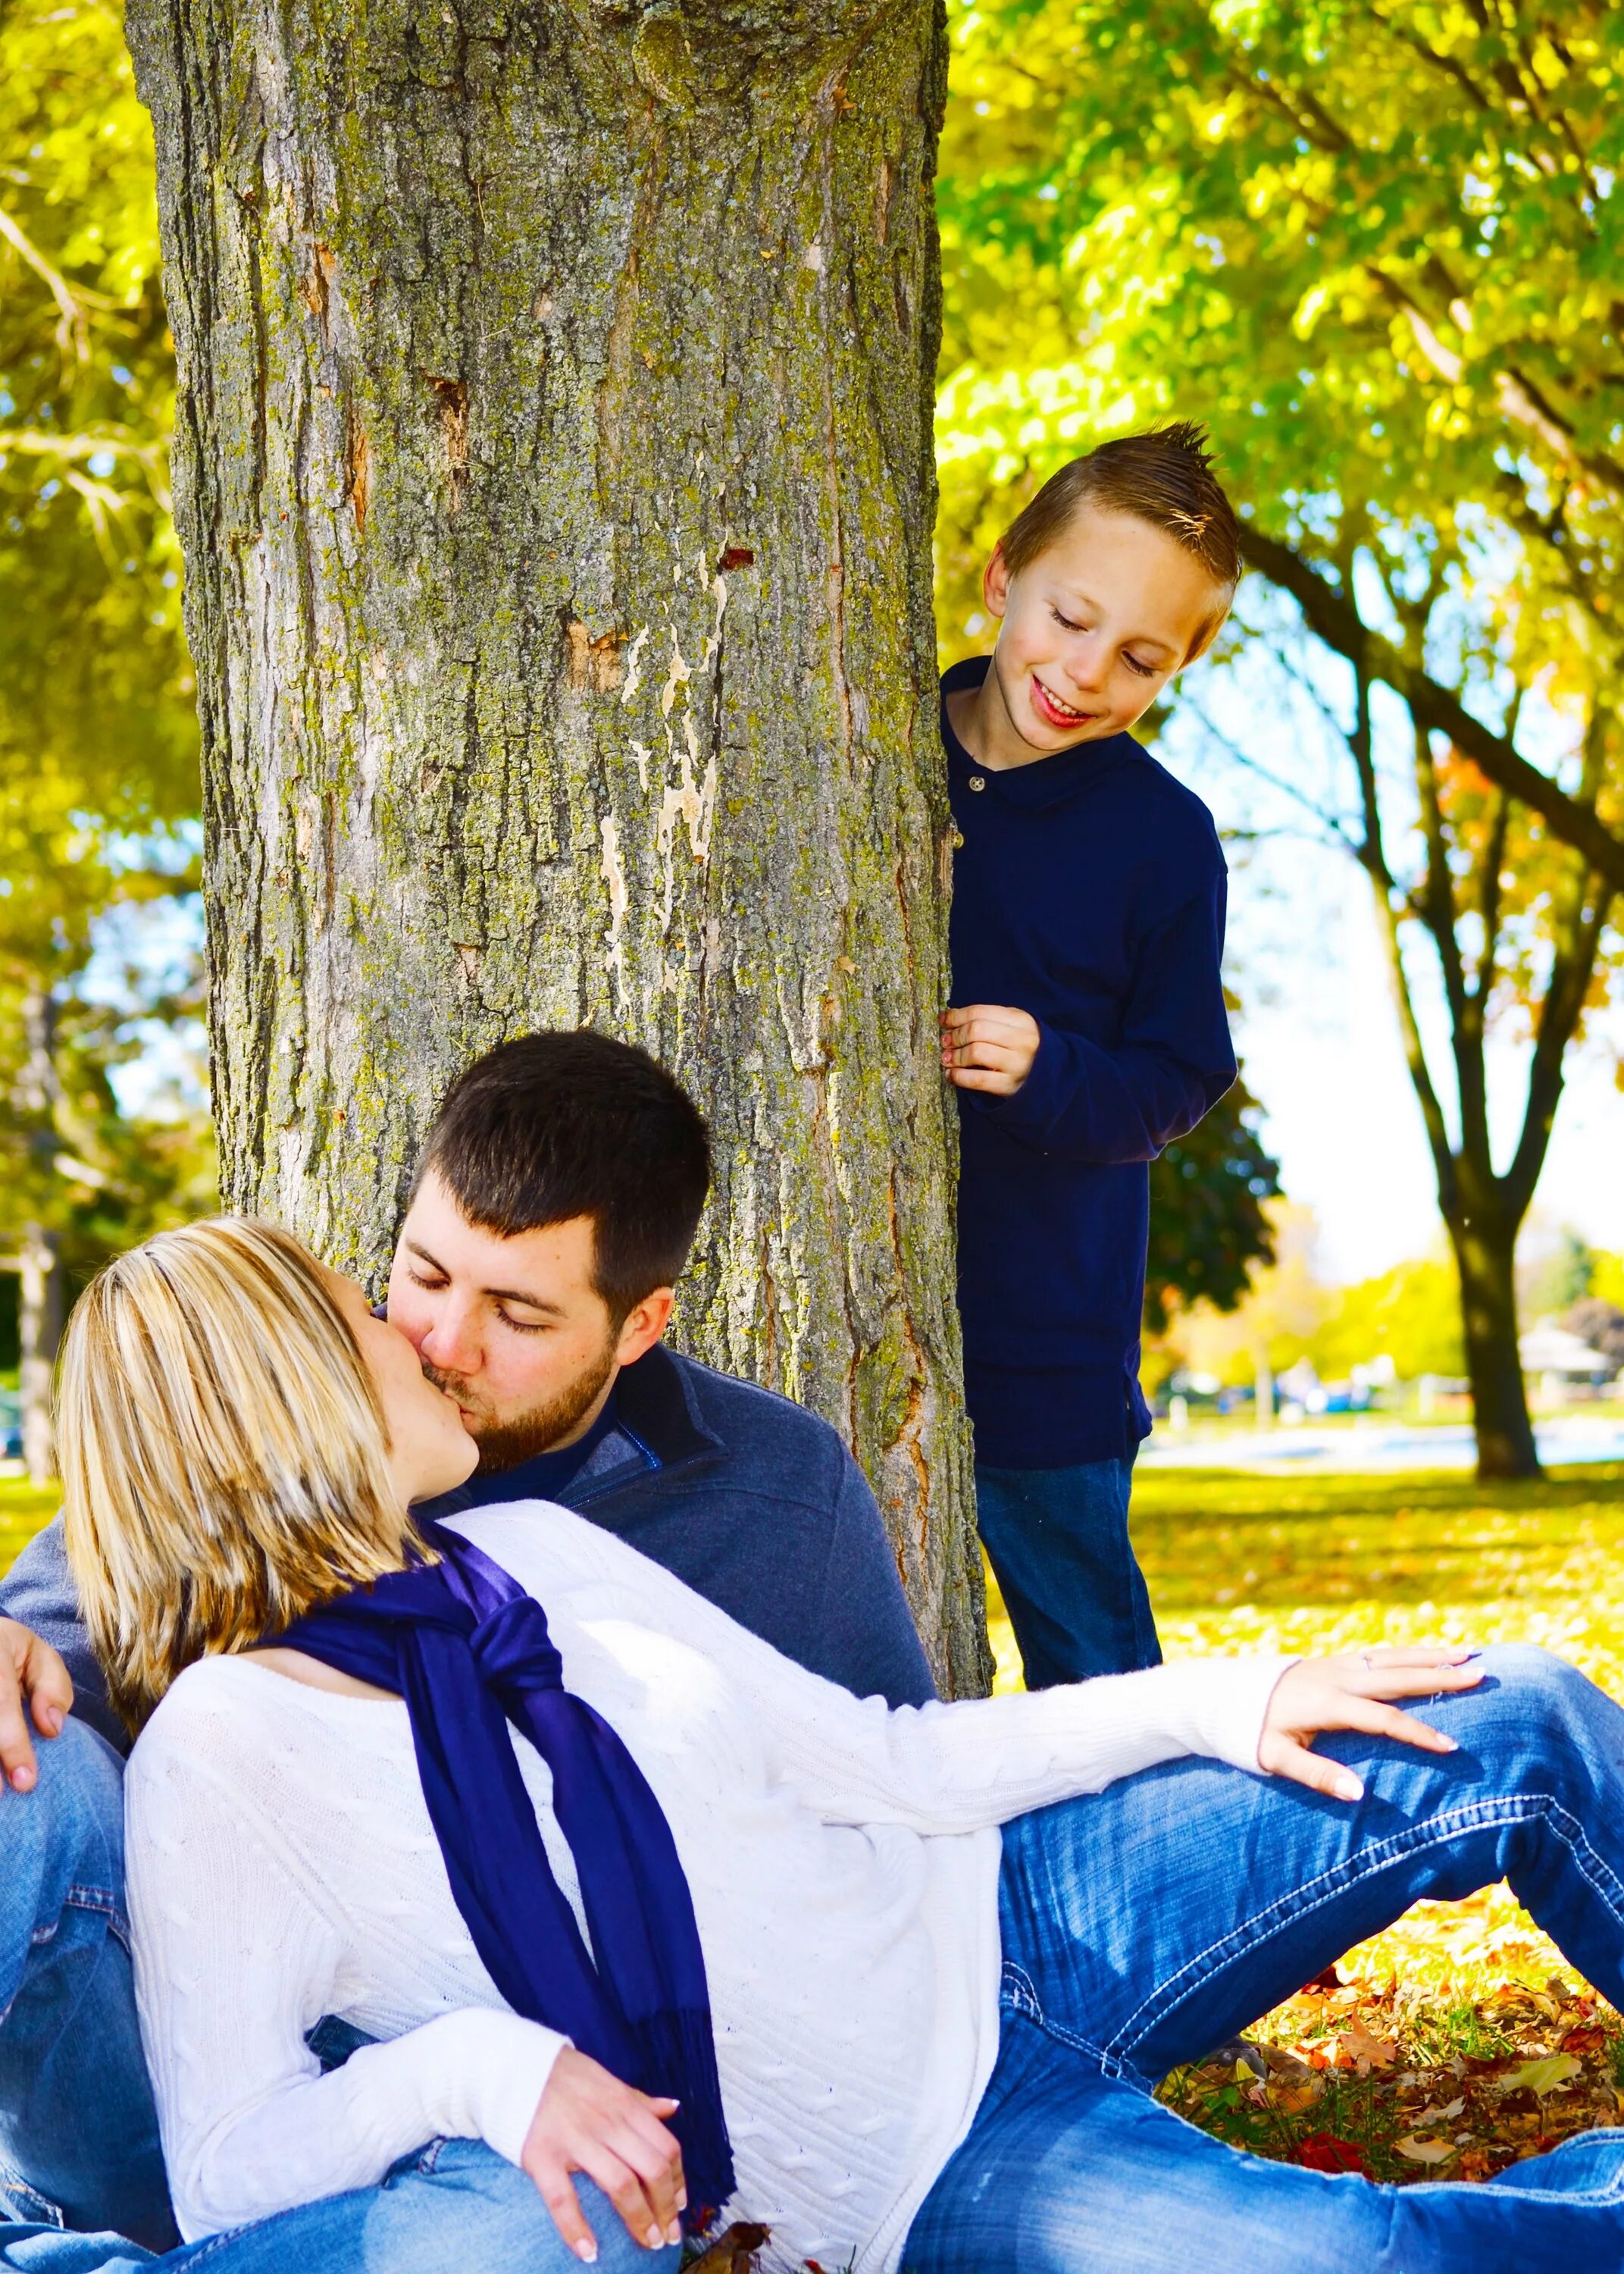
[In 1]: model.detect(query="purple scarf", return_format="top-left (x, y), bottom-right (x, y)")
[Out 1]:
top-left (280, 1518), bottom-right (734, 2229)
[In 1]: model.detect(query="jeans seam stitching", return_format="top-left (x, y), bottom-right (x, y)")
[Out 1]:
top-left (1104, 1792), bottom-right (1586, 2062)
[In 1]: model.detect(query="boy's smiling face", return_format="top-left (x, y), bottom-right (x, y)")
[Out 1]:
top-left (975, 504), bottom-right (1227, 766)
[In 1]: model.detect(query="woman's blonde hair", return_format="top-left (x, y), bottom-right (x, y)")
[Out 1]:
top-left (58, 1217), bottom-right (420, 1732)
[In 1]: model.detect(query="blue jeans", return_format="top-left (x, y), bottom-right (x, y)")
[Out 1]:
top-left (0, 1721), bottom-right (173, 2250)
top-left (976, 1458), bottom-right (1161, 1688)
top-left (0, 2142), bottom-right (681, 2272)
top-left (906, 1644), bottom-right (1624, 2272)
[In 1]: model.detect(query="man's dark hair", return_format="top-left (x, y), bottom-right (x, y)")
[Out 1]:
top-left (415, 1031), bottom-right (712, 1320)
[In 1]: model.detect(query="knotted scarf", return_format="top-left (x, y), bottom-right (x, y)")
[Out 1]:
top-left (278, 1518), bottom-right (735, 2227)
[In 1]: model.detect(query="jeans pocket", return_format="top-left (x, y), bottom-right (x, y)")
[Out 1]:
top-left (0, 2161), bottom-right (67, 2227)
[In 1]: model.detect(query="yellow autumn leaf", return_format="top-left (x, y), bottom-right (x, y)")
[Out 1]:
top-left (1504, 2054), bottom-right (1582, 2098)
top-left (1396, 2135), bottom-right (1453, 2165)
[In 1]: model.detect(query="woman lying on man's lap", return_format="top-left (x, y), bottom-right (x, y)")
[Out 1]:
top-left (52, 1219), bottom-right (1624, 2274)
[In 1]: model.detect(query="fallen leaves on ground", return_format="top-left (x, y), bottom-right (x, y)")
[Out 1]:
top-left (1157, 1972), bottom-right (1623, 2184)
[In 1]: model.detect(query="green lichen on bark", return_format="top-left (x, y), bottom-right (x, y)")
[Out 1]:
top-left (127, 0), bottom-right (990, 1693)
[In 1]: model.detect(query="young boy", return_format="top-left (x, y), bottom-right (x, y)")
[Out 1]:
top-left (940, 421), bottom-right (1241, 1690)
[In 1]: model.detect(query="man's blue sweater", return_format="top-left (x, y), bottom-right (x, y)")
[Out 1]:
top-left (943, 656), bottom-right (1238, 1469)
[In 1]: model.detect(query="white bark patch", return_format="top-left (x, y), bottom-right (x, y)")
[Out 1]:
top-left (632, 740), bottom-right (652, 793)
top-left (702, 572), bottom-right (728, 667)
top-left (656, 740), bottom-right (718, 927)
top-left (659, 631), bottom-right (691, 718)
top-left (803, 241), bottom-right (825, 271)
top-left (620, 625), bottom-right (649, 707)
top-left (599, 810), bottom-right (630, 1010)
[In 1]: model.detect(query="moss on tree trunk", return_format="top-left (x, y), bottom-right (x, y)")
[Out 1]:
top-left (127, 0), bottom-right (990, 1691)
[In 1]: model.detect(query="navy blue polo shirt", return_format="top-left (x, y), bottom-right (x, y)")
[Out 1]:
top-left (943, 656), bottom-right (1237, 1468)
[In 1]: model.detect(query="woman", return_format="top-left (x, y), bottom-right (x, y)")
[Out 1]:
top-left (58, 1219), bottom-right (1624, 2274)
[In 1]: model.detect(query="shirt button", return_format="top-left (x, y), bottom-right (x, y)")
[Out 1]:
top-left (968, 775), bottom-right (986, 792)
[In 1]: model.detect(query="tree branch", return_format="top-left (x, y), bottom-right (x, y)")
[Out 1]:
top-left (1238, 524), bottom-right (1624, 893)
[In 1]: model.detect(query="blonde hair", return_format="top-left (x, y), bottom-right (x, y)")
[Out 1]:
top-left (58, 1218), bottom-right (421, 1733)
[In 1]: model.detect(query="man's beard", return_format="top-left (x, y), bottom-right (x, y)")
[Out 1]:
top-left (424, 1338), bottom-right (619, 1478)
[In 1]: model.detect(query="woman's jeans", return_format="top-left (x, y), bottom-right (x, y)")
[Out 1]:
top-left (907, 1644), bottom-right (1624, 2272)
top-left (976, 1458), bottom-right (1161, 1688)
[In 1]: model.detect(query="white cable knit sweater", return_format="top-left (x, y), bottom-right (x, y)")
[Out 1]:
top-left (124, 1500), bottom-right (1291, 2270)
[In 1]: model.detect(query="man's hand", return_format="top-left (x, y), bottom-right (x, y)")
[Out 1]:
top-left (521, 2046), bottom-right (685, 2263)
top-left (1258, 1647), bottom-right (1484, 1803)
top-left (940, 1004), bottom-right (1040, 1095)
top-left (0, 1619), bottom-right (74, 1793)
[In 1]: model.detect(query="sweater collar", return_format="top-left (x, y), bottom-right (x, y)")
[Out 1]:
top-left (940, 654), bottom-right (1145, 810)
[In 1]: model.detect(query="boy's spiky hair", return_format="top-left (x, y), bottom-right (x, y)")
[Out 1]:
top-left (1000, 421), bottom-right (1243, 612)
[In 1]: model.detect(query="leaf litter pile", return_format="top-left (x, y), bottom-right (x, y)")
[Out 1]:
top-left (1158, 1931), bottom-right (1623, 2184)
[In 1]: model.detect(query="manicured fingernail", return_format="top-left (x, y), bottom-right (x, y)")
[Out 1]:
top-left (11, 1767), bottom-right (33, 1792)
top-left (1439, 1736), bottom-right (1459, 1750)
top-left (666, 2220), bottom-right (682, 2244)
top-left (646, 2226), bottom-right (664, 2249)
top-left (574, 2244), bottom-right (596, 2264)
top-left (676, 2191), bottom-right (687, 2211)
top-left (1335, 1774), bottom-right (1363, 1803)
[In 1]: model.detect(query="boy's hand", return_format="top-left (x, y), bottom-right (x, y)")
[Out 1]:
top-left (940, 1004), bottom-right (1040, 1095)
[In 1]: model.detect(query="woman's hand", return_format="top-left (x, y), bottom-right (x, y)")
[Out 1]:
top-left (1258, 1647), bottom-right (1484, 1802)
top-left (940, 1004), bottom-right (1040, 1095)
top-left (521, 2047), bottom-right (685, 2263)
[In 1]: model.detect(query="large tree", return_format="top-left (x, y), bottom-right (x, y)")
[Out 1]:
top-left (126, 0), bottom-right (991, 1690)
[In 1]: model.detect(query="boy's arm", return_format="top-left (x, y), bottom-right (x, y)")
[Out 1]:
top-left (964, 870), bottom-right (1236, 1166)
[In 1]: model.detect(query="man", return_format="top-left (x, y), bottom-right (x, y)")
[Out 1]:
top-left (0, 1029), bottom-right (936, 2260)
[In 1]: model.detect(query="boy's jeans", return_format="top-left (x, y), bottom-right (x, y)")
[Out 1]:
top-left (907, 1644), bottom-right (1624, 2272)
top-left (976, 1458), bottom-right (1161, 1688)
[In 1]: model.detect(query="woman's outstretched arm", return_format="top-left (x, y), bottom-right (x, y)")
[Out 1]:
top-left (124, 1676), bottom-right (565, 2243)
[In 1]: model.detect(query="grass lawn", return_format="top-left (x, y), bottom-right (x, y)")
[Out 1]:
top-left (988, 1463), bottom-right (1624, 2182)
top-left (7, 1464), bottom-right (1622, 2188)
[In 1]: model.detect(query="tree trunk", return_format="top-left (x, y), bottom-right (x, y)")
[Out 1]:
top-left (1446, 1207), bottom-right (1540, 1482)
top-left (127, 0), bottom-right (990, 1691)
top-left (18, 1230), bottom-right (64, 1487)
top-left (17, 987), bottom-right (64, 1483)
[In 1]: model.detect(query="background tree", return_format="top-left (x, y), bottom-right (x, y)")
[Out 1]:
top-left (1144, 1070), bottom-right (1280, 1335)
top-left (935, 0), bottom-right (1624, 1478)
top-left (126, 0), bottom-right (991, 1689)
top-left (0, 0), bottom-right (211, 1477)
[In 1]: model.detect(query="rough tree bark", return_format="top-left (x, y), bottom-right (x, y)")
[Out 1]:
top-left (126, 0), bottom-right (991, 1690)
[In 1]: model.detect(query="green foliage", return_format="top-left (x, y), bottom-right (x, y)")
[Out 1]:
top-left (938, 1), bottom-right (1624, 679)
top-left (1145, 1073), bottom-right (1281, 1332)
top-left (1309, 1254), bottom-right (1466, 1382)
top-left (0, 0), bottom-right (209, 1281)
